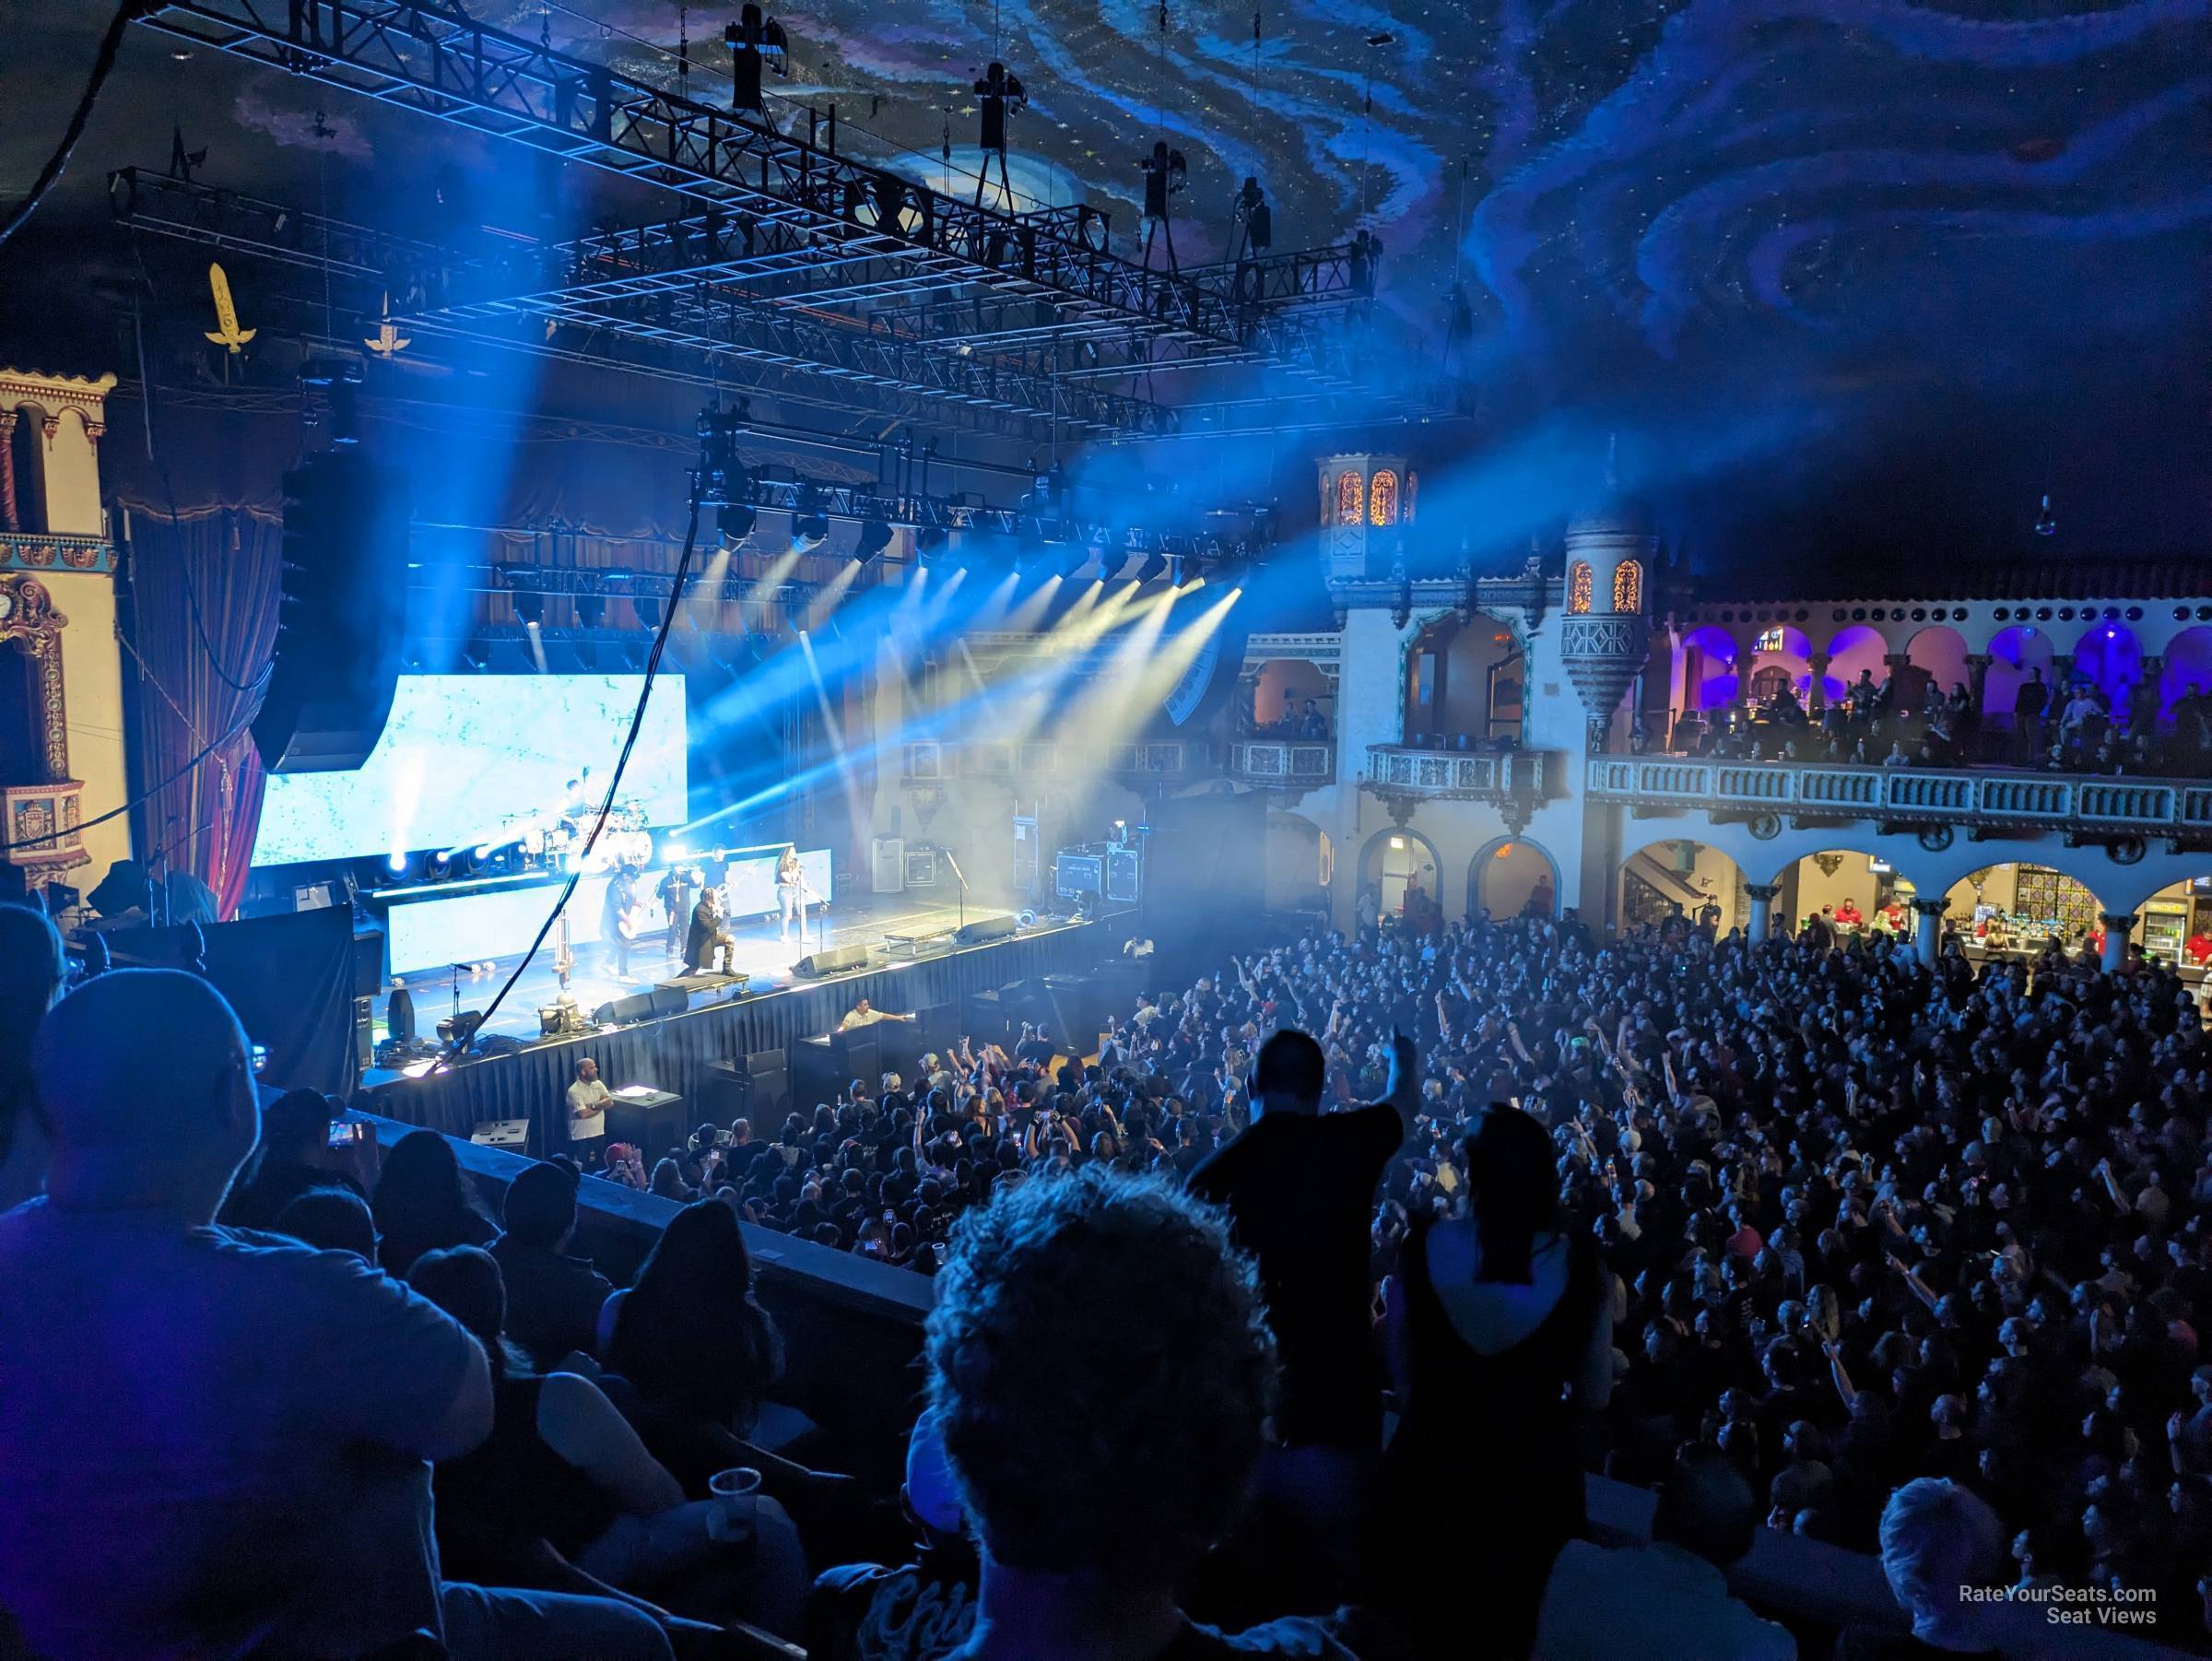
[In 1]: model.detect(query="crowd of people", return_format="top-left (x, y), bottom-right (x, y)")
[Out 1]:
top-left (1677, 660), bottom-right (2212, 777)
top-left (6, 882), bottom-right (2212, 1657)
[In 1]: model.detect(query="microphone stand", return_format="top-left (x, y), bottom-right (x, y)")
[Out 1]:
top-left (941, 849), bottom-right (969, 932)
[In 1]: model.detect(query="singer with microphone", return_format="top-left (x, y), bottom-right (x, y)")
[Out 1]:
top-left (776, 844), bottom-right (821, 946)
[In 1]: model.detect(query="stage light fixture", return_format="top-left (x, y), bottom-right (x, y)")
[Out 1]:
top-left (1135, 549), bottom-right (1169, 584)
top-left (719, 502), bottom-right (758, 545)
top-left (853, 520), bottom-right (894, 566)
top-left (636, 595), bottom-right (666, 630)
top-left (387, 851), bottom-right (408, 874)
top-left (789, 511), bottom-right (830, 554)
top-left (575, 594), bottom-right (607, 629)
top-left (513, 591), bottom-right (547, 627)
top-left (914, 524), bottom-right (949, 563)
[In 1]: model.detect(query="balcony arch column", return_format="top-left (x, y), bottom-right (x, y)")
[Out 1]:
top-left (1912, 898), bottom-right (1948, 967)
top-left (1745, 881), bottom-right (1781, 941)
top-left (2100, 913), bottom-right (2136, 975)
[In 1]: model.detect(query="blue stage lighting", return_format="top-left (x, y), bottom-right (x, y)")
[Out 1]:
top-left (853, 520), bottom-right (894, 566)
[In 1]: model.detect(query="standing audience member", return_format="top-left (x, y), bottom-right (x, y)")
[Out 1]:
top-left (924, 1169), bottom-right (1356, 1661)
top-left (0, 901), bottom-right (66, 1210)
top-left (0, 968), bottom-right (670, 1661)
top-left (1838, 1478), bottom-right (2007, 1661)
top-left (1377, 1105), bottom-right (1617, 1659)
top-left (491, 1158), bottom-right (616, 1370)
top-left (374, 1125), bottom-right (499, 1278)
top-left (570, 1056), bottom-right (614, 1167)
top-left (1186, 1028), bottom-right (1418, 1613)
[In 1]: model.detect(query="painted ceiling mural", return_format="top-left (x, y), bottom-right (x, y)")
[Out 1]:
top-left (0, 0), bottom-right (2206, 566)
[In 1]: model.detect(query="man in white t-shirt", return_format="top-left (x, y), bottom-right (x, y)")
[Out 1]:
top-left (0, 969), bottom-right (673, 1660)
top-left (569, 1055), bottom-right (613, 1164)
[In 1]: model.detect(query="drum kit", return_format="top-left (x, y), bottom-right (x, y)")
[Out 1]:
top-left (509, 800), bottom-right (653, 873)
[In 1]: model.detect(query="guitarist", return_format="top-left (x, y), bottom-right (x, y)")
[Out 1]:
top-left (602, 864), bottom-right (643, 984)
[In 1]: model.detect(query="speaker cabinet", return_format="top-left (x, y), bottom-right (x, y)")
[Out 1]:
top-left (794, 943), bottom-right (872, 977)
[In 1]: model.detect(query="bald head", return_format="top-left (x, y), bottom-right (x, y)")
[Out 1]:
top-left (32, 972), bottom-right (257, 1199)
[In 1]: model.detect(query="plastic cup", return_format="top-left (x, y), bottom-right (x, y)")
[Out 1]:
top-left (708, 1466), bottom-right (761, 1542)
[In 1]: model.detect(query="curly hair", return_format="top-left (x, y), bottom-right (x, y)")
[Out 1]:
top-left (924, 1168), bottom-right (1276, 1579)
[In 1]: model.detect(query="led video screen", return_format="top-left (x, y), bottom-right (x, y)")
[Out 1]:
top-left (253, 673), bottom-right (688, 867)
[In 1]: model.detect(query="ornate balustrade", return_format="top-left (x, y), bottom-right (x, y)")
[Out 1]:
top-left (1365, 743), bottom-right (1554, 801)
top-left (1587, 756), bottom-right (2212, 842)
top-left (1226, 738), bottom-right (1335, 787)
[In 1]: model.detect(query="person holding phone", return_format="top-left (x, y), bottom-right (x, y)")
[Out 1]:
top-left (221, 1088), bottom-right (366, 1231)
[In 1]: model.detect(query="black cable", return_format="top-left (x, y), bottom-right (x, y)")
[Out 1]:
top-left (0, 1), bottom-right (154, 252)
top-left (429, 492), bottom-right (706, 1069)
top-left (0, 694), bottom-right (257, 854)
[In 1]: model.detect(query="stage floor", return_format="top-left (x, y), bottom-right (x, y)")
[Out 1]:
top-left (393, 891), bottom-right (977, 1045)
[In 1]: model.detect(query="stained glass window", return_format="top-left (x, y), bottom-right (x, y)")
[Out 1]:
top-left (1369, 470), bottom-right (1399, 525)
top-left (1335, 470), bottom-right (1362, 525)
top-left (1568, 561), bottom-right (1594, 615)
top-left (1613, 560), bottom-right (1642, 613)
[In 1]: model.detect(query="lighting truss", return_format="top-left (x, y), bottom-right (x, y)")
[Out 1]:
top-left (132, 0), bottom-right (1365, 382)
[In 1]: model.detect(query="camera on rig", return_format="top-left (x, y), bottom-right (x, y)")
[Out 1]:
top-left (693, 405), bottom-right (747, 507)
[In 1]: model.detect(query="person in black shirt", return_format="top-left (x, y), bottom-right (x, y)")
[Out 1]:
top-left (685, 889), bottom-right (735, 975)
top-left (1185, 1026), bottom-right (1418, 1617)
top-left (602, 864), bottom-right (641, 984)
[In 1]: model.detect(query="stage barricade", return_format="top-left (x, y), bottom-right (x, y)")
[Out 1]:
top-left (367, 921), bottom-right (1109, 1153)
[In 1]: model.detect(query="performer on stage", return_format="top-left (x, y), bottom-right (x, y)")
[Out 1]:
top-left (602, 863), bottom-right (642, 984)
top-left (657, 866), bottom-right (695, 961)
top-left (777, 844), bottom-right (815, 946)
top-left (685, 887), bottom-right (737, 975)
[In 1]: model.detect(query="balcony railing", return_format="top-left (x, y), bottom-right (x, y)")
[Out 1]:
top-left (1227, 739), bottom-right (1335, 787)
top-left (1587, 756), bottom-right (2212, 838)
top-left (1365, 743), bottom-right (1553, 800)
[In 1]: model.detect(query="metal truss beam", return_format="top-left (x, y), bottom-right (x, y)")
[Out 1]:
top-left (133, 0), bottom-right (1350, 369)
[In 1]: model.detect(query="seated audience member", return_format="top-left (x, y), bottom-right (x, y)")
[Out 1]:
top-left (222, 1086), bottom-right (359, 1231)
top-left (0, 968), bottom-right (670, 1661)
top-left (1534, 1450), bottom-right (1794, 1661)
top-left (806, 1408), bottom-right (980, 1661)
top-left (604, 1199), bottom-right (787, 1488)
top-left (375, 1125), bottom-right (499, 1278)
top-left (1838, 1478), bottom-right (2006, 1661)
top-left (0, 901), bottom-right (67, 1210)
top-left (408, 1243), bottom-right (807, 1639)
top-left (491, 1158), bottom-right (616, 1370)
top-left (925, 1168), bottom-right (1355, 1660)
top-left (275, 1183), bottom-right (380, 1263)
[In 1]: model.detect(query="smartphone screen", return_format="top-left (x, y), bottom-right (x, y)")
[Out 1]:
top-left (326, 1120), bottom-right (368, 1148)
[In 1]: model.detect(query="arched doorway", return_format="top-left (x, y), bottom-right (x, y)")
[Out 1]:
top-left (2160, 626), bottom-right (2212, 722)
top-left (1777, 848), bottom-right (1915, 941)
top-left (1403, 613), bottom-right (1523, 746)
top-left (1359, 826), bottom-right (1441, 926)
top-left (1620, 838), bottom-right (1747, 934)
top-left (1264, 812), bottom-right (1334, 913)
top-left (1905, 625), bottom-right (1970, 713)
top-left (1471, 837), bottom-right (1559, 920)
top-left (1939, 861), bottom-right (2111, 959)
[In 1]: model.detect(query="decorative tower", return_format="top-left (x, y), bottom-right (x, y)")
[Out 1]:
top-left (1558, 443), bottom-right (1655, 752)
top-left (1315, 451), bottom-right (1416, 582)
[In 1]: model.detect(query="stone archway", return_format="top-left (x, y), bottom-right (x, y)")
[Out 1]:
top-left (1471, 835), bottom-right (1559, 920)
top-left (1359, 824), bottom-right (1442, 925)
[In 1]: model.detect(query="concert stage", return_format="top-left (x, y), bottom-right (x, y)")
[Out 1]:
top-left (364, 911), bottom-right (1117, 1160)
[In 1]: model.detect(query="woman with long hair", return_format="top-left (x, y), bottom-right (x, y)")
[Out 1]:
top-left (372, 1127), bottom-right (497, 1278)
top-left (604, 1201), bottom-right (784, 1479)
top-left (1376, 1105), bottom-right (1618, 1659)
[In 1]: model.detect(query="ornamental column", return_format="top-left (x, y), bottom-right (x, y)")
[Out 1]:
top-left (2100, 913), bottom-right (2135, 975)
top-left (1965, 653), bottom-right (1993, 717)
top-left (1806, 651), bottom-right (1831, 716)
top-left (1884, 651), bottom-right (1912, 703)
top-left (1746, 881), bottom-right (1780, 942)
top-left (1912, 898), bottom-right (1948, 967)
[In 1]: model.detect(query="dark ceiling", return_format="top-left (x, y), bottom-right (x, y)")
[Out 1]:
top-left (0, 0), bottom-right (2206, 577)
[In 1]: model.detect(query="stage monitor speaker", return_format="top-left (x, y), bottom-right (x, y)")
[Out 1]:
top-left (470, 1118), bottom-right (531, 1149)
top-left (254, 452), bottom-right (414, 773)
top-left (386, 986), bottom-right (416, 1044)
top-left (794, 944), bottom-right (872, 977)
top-left (591, 991), bottom-right (658, 1026)
top-left (650, 984), bottom-right (690, 1019)
top-left (954, 913), bottom-right (1019, 946)
top-left (350, 929), bottom-right (386, 997)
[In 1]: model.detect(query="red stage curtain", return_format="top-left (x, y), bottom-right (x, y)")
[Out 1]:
top-left (116, 501), bottom-right (281, 920)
